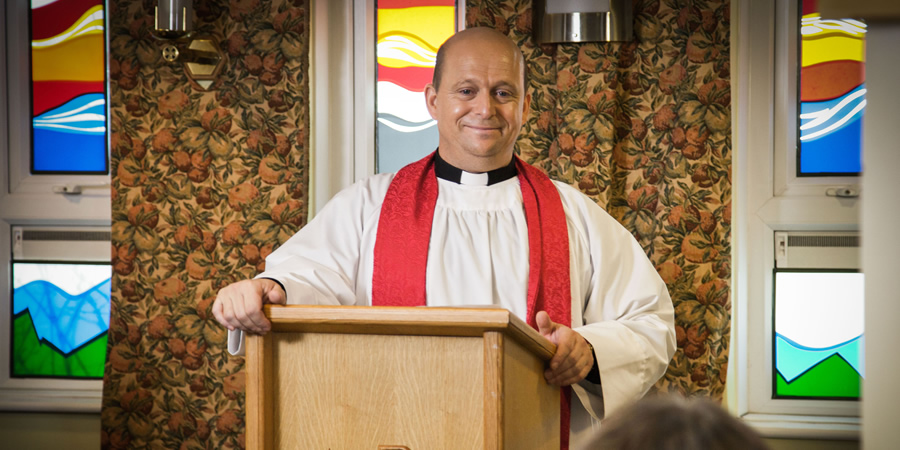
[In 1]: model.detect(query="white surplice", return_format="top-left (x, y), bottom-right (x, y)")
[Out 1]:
top-left (228, 173), bottom-right (676, 447)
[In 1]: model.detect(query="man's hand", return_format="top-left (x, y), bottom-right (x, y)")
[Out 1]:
top-left (536, 311), bottom-right (595, 386)
top-left (212, 279), bottom-right (286, 335)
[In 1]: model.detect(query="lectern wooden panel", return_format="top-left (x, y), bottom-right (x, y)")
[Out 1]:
top-left (244, 306), bottom-right (560, 450)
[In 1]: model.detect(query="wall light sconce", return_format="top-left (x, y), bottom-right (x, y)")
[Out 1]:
top-left (155, 0), bottom-right (193, 38)
top-left (154, 0), bottom-right (224, 90)
top-left (533, 0), bottom-right (633, 44)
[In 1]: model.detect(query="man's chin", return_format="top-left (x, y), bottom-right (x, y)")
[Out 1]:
top-left (461, 146), bottom-right (513, 161)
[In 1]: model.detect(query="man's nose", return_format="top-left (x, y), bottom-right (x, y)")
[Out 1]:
top-left (472, 91), bottom-right (496, 117)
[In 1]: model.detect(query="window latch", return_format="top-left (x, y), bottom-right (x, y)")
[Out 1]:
top-left (52, 184), bottom-right (110, 195)
top-left (825, 187), bottom-right (860, 198)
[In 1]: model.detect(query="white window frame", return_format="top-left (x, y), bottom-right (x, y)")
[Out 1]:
top-left (0, 1), bottom-right (112, 412)
top-left (733, 0), bottom-right (861, 439)
top-left (310, 0), bottom-right (368, 215)
top-left (4, 1), bottom-right (111, 196)
top-left (309, 0), bottom-right (464, 215)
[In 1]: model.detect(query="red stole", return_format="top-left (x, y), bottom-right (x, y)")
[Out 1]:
top-left (372, 152), bottom-right (573, 449)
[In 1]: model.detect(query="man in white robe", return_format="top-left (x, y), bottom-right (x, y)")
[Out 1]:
top-left (213, 27), bottom-right (676, 448)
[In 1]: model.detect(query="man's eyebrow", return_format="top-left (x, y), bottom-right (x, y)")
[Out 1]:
top-left (449, 79), bottom-right (520, 93)
top-left (450, 78), bottom-right (477, 88)
top-left (493, 81), bottom-right (519, 92)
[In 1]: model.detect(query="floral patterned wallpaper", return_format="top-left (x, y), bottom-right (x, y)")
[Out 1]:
top-left (466, 0), bottom-right (732, 401)
top-left (101, 0), bottom-right (310, 447)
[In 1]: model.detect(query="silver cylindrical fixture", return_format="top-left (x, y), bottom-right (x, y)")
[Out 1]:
top-left (534, 0), bottom-right (633, 44)
top-left (155, 0), bottom-right (193, 38)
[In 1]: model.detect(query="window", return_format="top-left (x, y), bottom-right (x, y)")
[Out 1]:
top-left (773, 270), bottom-right (863, 399)
top-left (375, 0), bottom-right (457, 173)
top-left (772, 232), bottom-right (863, 400)
top-left (734, 0), bottom-right (862, 439)
top-left (30, 0), bottom-right (108, 174)
top-left (0, 0), bottom-right (111, 412)
top-left (797, 1), bottom-right (865, 176)
top-left (11, 231), bottom-right (112, 380)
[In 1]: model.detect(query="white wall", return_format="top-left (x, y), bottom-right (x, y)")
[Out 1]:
top-left (860, 21), bottom-right (900, 450)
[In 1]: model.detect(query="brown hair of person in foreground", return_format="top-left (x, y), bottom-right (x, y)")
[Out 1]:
top-left (583, 395), bottom-right (770, 450)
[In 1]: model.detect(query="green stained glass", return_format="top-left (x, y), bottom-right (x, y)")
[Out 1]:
top-left (13, 312), bottom-right (108, 378)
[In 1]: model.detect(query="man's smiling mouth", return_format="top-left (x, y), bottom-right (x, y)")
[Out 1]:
top-left (465, 125), bottom-right (501, 132)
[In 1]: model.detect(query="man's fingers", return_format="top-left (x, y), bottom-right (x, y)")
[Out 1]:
top-left (547, 351), bottom-right (592, 385)
top-left (546, 364), bottom-right (587, 386)
top-left (552, 349), bottom-right (578, 373)
top-left (229, 289), bottom-right (253, 330)
top-left (263, 281), bottom-right (287, 305)
top-left (212, 299), bottom-right (228, 330)
top-left (212, 279), bottom-right (283, 334)
top-left (544, 329), bottom-right (595, 386)
top-left (233, 285), bottom-right (271, 334)
top-left (550, 337), bottom-right (572, 371)
top-left (546, 351), bottom-right (578, 384)
top-left (536, 311), bottom-right (555, 337)
top-left (219, 296), bottom-right (238, 331)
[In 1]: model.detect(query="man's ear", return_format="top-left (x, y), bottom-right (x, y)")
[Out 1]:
top-left (424, 84), bottom-right (439, 120)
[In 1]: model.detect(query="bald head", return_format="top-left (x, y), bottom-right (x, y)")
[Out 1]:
top-left (432, 27), bottom-right (527, 91)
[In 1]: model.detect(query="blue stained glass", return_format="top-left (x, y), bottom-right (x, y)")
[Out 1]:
top-left (13, 279), bottom-right (111, 354)
top-left (32, 93), bottom-right (107, 173)
top-left (775, 333), bottom-right (864, 382)
top-left (798, 114), bottom-right (863, 174)
top-left (11, 261), bottom-right (111, 378)
top-left (33, 131), bottom-right (107, 173)
top-left (30, 0), bottom-right (107, 174)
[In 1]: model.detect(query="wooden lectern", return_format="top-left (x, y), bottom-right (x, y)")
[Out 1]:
top-left (244, 305), bottom-right (560, 450)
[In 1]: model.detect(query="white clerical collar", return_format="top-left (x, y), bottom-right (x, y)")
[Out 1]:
top-left (459, 171), bottom-right (490, 186)
top-left (434, 151), bottom-right (517, 186)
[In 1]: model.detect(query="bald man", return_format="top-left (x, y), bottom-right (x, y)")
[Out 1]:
top-left (214, 27), bottom-right (675, 448)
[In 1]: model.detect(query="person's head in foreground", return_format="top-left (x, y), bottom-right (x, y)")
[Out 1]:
top-left (584, 395), bottom-right (769, 450)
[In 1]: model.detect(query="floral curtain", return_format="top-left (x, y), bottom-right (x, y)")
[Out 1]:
top-left (466, 0), bottom-right (732, 401)
top-left (101, 0), bottom-right (310, 447)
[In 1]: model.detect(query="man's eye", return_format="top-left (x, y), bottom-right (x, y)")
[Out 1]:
top-left (496, 90), bottom-right (511, 97)
top-left (459, 88), bottom-right (473, 95)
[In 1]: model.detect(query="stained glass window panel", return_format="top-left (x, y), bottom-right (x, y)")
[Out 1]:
top-left (376, 0), bottom-right (457, 173)
top-left (30, 0), bottom-right (108, 174)
top-left (11, 261), bottom-right (111, 379)
top-left (797, 0), bottom-right (866, 176)
top-left (774, 270), bottom-right (864, 399)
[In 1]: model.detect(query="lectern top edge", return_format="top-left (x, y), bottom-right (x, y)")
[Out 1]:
top-left (263, 304), bottom-right (556, 361)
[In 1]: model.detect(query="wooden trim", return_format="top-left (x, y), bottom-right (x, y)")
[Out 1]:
top-left (264, 305), bottom-right (556, 360)
top-left (484, 332), bottom-right (504, 450)
top-left (504, 314), bottom-right (555, 362)
top-left (245, 333), bottom-right (273, 450)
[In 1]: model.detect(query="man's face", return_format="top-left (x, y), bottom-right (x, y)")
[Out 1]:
top-left (424, 38), bottom-right (529, 172)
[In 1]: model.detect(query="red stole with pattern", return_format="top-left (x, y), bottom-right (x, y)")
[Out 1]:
top-left (372, 151), bottom-right (573, 448)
